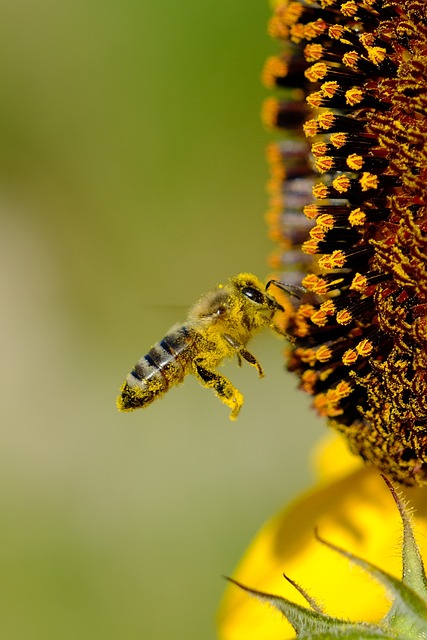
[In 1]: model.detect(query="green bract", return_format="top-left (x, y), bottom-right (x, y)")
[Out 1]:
top-left (228, 478), bottom-right (427, 639)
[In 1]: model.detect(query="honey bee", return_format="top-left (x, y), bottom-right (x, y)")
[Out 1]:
top-left (117, 272), bottom-right (292, 420)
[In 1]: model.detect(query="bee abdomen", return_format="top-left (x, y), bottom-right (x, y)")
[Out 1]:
top-left (117, 326), bottom-right (192, 411)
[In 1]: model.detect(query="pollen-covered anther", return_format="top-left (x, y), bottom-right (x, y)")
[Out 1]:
top-left (318, 250), bottom-right (346, 269)
top-left (317, 111), bottom-right (335, 130)
top-left (300, 347), bottom-right (318, 367)
top-left (311, 309), bottom-right (328, 326)
top-left (328, 380), bottom-right (352, 401)
top-left (303, 119), bottom-right (318, 137)
top-left (340, 1), bottom-right (358, 17)
top-left (303, 19), bottom-right (328, 41)
top-left (315, 156), bottom-right (334, 173)
top-left (309, 225), bottom-right (326, 241)
top-left (316, 345), bottom-right (332, 362)
top-left (328, 24), bottom-right (345, 40)
top-left (312, 183), bottom-right (329, 199)
top-left (348, 208), bottom-right (366, 226)
top-left (303, 204), bottom-right (320, 220)
top-left (321, 299), bottom-right (336, 315)
top-left (311, 142), bottom-right (329, 157)
top-left (350, 273), bottom-right (368, 292)
top-left (342, 51), bottom-right (359, 69)
top-left (356, 338), bottom-right (373, 357)
top-left (316, 213), bottom-right (334, 229)
top-left (261, 97), bottom-right (279, 128)
top-left (302, 274), bottom-right (329, 295)
top-left (342, 348), bottom-right (358, 366)
top-left (304, 43), bottom-right (324, 62)
top-left (336, 309), bottom-right (353, 325)
top-left (360, 172), bottom-right (379, 191)
top-left (330, 132), bottom-right (348, 149)
top-left (345, 87), bottom-right (364, 106)
top-left (307, 91), bottom-right (324, 108)
top-left (321, 81), bottom-right (339, 98)
top-left (302, 238), bottom-right (320, 255)
top-left (262, 57), bottom-right (288, 88)
top-left (332, 175), bottom-right (351, 193)
top-left (304, 62), bottom-right (328, 83)
top-left (366, 46), bottom-right (387, 65)
top-left (346, 154), bottom-right (364, 171)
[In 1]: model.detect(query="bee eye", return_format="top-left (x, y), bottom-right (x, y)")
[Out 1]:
top-left (242, 286), bottom-right (264, 305)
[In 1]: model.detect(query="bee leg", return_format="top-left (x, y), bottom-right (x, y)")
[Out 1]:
top-left (238, 348), bottom-right (264, 378)
top-left (193, 361), bottom-right (243, 420)
top-left (222, 333), bottom-right (264, 378)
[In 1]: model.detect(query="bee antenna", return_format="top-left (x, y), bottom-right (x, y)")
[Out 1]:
top-left (266, 279), bottom-right (306, 300)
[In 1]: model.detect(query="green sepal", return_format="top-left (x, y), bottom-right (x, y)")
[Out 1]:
top-left (226, 577), bottom-right (387, 638)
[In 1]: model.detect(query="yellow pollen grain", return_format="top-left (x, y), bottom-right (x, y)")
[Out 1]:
top-left (317, 213), bottom-right (334, 229)
top-left (317, 345), bottom-right (333, 362)
top-left (305, 62), bottom-right (328, 82)
top-left (321, 81), bottom-right (339, 97)
top-left (341, 1), bottom-right (358, 17)
top-left (304, 43), bottom-right (324, 62)
top-left (332, 175), bottom-right (351, 193)
top-left (303, 119), bottom-right (318, 137)
top-left (336, 309), bottom-right (353, 325)
top-left (312, 183), bottom-right (329, 199)
top-left (356, 339), bottom-right (373, 357)
top-left (321, 0), bottom-right (336, 7)
top-left (311, 309), bottom-right (328, 326)
top-left (349, 207), bottom-right (366, 226)
top-left (366, 46), bottom-right (387, 65)
top-left (343, 51), bottom-right (359, 69)
top-left (342, 348), bottom-right (358, 366)
top-left (317, 111), bottom-right (335, 129)
top-left (350, 273), bottom-right (368, 292)
top-left (311, 141), bottom-right (329, 157)
top-left (319, 249), bottom-right (346, 269)
top-left (315, 156), bottom-right (334, 173)
top-left (302, 238), bottom-right (320, 254)
top-left (307, 91), bottom-right (324, 108)
top-left (347, 153), bottom-right (364, 170)
top-left (360, 172), bottom-right (379, 191)
top-left (330, 132), bottom-right (348, 148)
top-left (345, 87), bottom-right (364, 106)
top-left (261, 97), bottom-right (280, 128)
top-left (262, 57), bottom-right (288, 88)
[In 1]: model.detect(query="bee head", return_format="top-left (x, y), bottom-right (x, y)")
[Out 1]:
top-left (231, 273), bottom-right (284, 313)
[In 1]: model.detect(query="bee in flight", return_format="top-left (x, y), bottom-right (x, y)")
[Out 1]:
top-left (117, 272), bottom-right (294, 420)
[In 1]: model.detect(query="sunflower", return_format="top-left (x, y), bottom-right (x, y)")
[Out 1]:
top-left (264, 0), bottom-right (427, 485)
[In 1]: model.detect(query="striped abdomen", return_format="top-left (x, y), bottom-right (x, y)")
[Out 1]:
top-left (117, 325), bottom-right (194, 411)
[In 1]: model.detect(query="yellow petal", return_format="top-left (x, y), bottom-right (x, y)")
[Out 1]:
top-left (218, 460), bottom-right (427, 640)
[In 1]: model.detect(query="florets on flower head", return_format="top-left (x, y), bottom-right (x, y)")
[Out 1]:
top-left (265, 0), bottom-right (427, 485)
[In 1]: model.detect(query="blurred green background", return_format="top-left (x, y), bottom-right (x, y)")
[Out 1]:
top-left (0, 2), bottom-right (324, 638)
